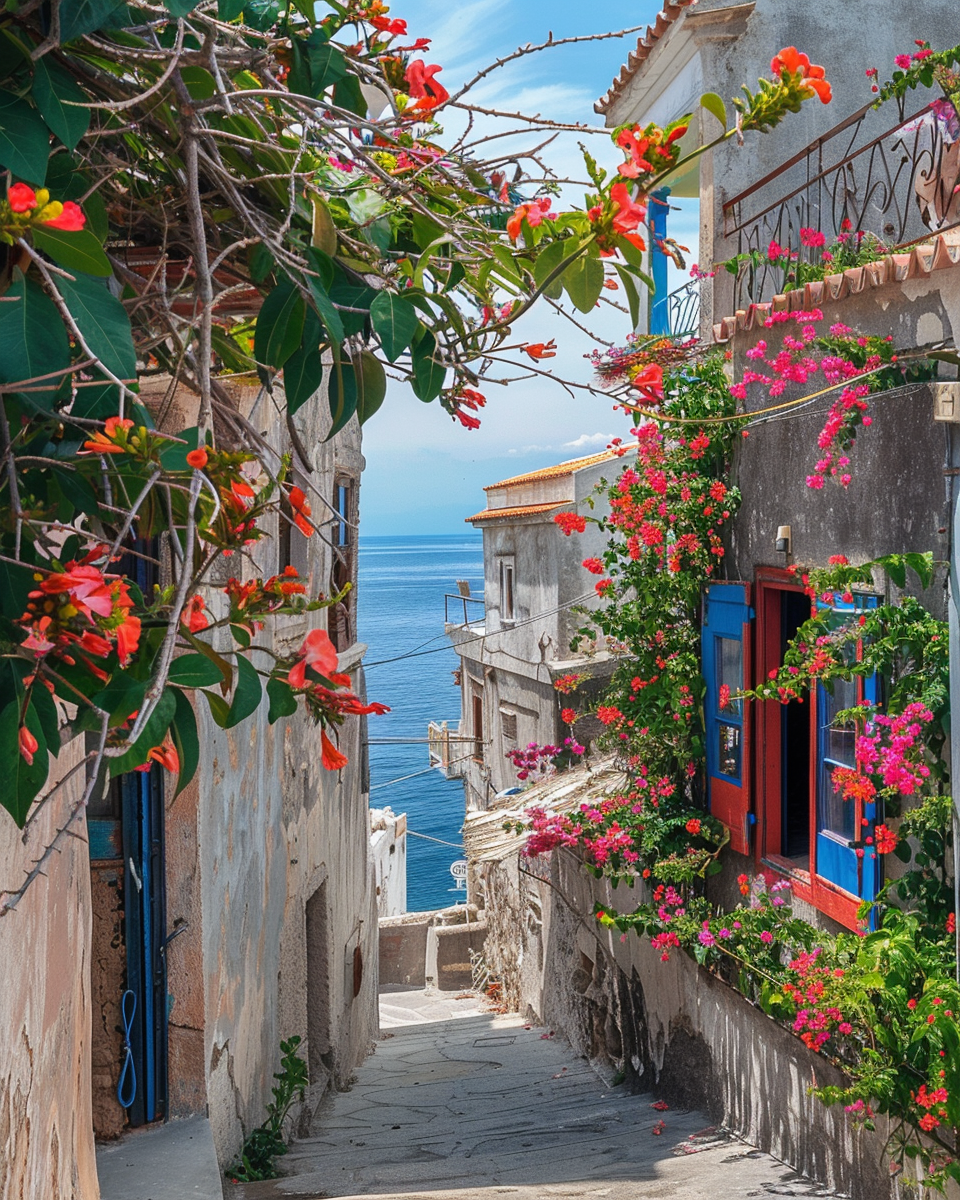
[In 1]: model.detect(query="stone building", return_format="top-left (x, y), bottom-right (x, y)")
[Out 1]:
top-left (441, 451), bottom-right (618, 814)
top-left (0, 381), bottom-right (380, 1199)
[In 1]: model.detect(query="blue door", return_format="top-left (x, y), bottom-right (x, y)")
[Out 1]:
top-left (814, 593), bottom-right (879, 907)
top-left (702, 583), bottom-right (753, 854)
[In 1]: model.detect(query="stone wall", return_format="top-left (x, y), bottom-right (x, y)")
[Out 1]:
top-left (480, 846), bottom-right (910, 1200)
top-left (0, 736), bottom-right (99, 1200)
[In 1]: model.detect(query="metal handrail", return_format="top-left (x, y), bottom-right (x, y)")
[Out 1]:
top-left (667, 278), bottom-right (700, 337)
top-left (444, 594), bottom-right (486, 626)
top-left (720, 99), bottom-right (960, 309)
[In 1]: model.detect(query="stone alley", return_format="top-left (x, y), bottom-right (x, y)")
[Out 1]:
top-left (235, 988), bottom-right (843, 1200)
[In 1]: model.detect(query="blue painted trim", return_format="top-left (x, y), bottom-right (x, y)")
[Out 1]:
top-left (649, 188), bottom-right (671, 335)
top-left (702, 584), bottom-right (751, 786)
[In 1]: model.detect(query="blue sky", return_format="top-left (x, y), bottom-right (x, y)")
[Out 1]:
top-left (359, 0), bottom-right (693, 536)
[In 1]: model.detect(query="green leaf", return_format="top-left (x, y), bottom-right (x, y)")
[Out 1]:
top-left (333, 73), bottom-right (367, 117)
top-left (0, 273), bottom-right (71, 406)
top-left (203, 689), bottom-right (231, 728)
top-left (491, 243), bottom-right (521, 284)
top-left (108, 690), bottom-right (177, 776)
top-left (249, 242), bottom-right (275, 284)
top-left (0, 90), bottom-right (49, 184)
top-left (284, 345), bottom-right (323, 416)
top-left (532, 237), bottom-right (571, 300)
top-left (166, 0), bottom-right (202, 15)
top-left (32, 226), bottom-right (112, 278)
top-left (877, 554), bottom-right (907, 590)
top-left (411, 331), bottom-right (446, 402)
top-left (700, 92), bottom-right (727, 130)
top-left (370, 292), bottom-right (420, 362)
top-left (562, 254), bottom-right (604, 313)
top-left (254, 281), bottom-right (306, 370)
top-left (90, 672), bottom-right (147, 724)
top-left (181, 629), bottom-right (234, 693)
top-left (327, 354), bottom-right (358, 439)
top-left (308, 42), bottom-right (349, 93)
top-left (0, 701), bottom-right (48, 827)
top-left (224, 655), bottom-right (262, 728)
top-left (33, 59), bottom-right (90, 151)
top-left (58, 271), bottom-right (136, 382)
top-left (355, 350), bottom-right (387, 426)
top-left (179, 65), bottom-right (216, 100)
top-left (218, 0), bottom-right (247, 17)
top-left (310, 197), bottom-right (338, 256)
top-left (304, 254), bottom-right (345, 344)
top-left (170, 689), bottom-right (199, 798)
top-left (230, 624), bottom-right (251, 650)
top-left (615, 264), bottom-right (641, 329)
top-left (904, 551), bottom-right (934, 590)
top-left (267, 675), bottom-right (298, 724)
top-left (168, 653), bottom-right (226, 688)
top-left (60, 0), bottom-right (128, 39)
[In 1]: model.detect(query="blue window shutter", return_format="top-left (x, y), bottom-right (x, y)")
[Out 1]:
top-left (813, 592), bottom-right (880, 909)
top-left (702, 582), bottom-right (754, 854)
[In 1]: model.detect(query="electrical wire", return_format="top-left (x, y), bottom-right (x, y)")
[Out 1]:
top-left (364, 590), bottom-right (595, 668)
top-left (367, 751), bottom-right (477, 791)
top-left (405, 829), bottom-right (465, 849)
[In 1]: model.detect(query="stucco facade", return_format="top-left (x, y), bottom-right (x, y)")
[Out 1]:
top-left (0, 377), bottom-right (379, 1198)
top-left (444, 452), bottom-right (619, 812)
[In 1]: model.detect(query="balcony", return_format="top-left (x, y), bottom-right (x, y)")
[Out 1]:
top-left (721, 99), bottom-right (960, 311)
top-left (444, 593), bottom-right (485, 630)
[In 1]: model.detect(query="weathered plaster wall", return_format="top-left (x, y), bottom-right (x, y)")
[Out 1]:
top-left (89, 863), bottom-right (126, 1139)
top-left (728, 274), bottom-right (960, 616)
top-left (192, 394), bottom-right (379, 1165)
top-left (481, 846), bottom-right (903, 1200)
top-left (370, 807), bottom-right (407, 917)
top-left (0, 736), bottom-right (99, 1200)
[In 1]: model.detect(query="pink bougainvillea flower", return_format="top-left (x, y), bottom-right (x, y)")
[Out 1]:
top-left (321, 730), bottom-right (349, 771)
top-left (289, 628), bottom-right (339, 689)
top-left (7, 183), bottom-right (37, 212)
top-left (41, 201), bottom-right (85, 231)
top-left (631, 363), bottom-right (663, 403)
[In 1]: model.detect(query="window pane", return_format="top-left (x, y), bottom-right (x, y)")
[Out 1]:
top-left (716, 637), bottom-right (743, 716)
top-left (719, 722), bottom-right (741, 778)
top-left (818, 758), bottom-right (856, 841)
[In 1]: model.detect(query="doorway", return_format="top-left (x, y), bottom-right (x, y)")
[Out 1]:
top-left (779, 590), bottom-right (811, 865)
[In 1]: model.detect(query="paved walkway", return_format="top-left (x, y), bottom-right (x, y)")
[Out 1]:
top-left (236, 988), bottom-right (837, 1200)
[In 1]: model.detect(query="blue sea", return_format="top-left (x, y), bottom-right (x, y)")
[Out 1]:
top-left (357, 534), bottom-right (484, 912)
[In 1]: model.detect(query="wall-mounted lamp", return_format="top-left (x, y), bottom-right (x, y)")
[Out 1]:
top-left (775, 525), bottom-right (792, 555)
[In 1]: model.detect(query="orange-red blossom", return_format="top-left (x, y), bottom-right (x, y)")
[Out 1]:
top-left (289, 486), bottom-right (314, 537)
top-left (82, 416), bottom-right (135, 455)
top-left (523, 341), bottom-right (557, 360)
top-left (771, 47), bottom-right (832, 103)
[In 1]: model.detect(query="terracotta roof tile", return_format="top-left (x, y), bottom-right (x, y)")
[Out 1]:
top-left (595, 0), bottom-right (697, 116)
top-left (483, 450), bottom-right (617, 491)
top-left (465, 502), bottom-right (568, 524)
top-left (711, 231), bottom-right (960, 344)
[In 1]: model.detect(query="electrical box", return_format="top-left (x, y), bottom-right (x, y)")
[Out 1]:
top-left (932, 381), bottom-right (960, 423)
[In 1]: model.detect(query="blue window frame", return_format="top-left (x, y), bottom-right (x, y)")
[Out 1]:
top-left (814, 592), bottom-right (880, 908)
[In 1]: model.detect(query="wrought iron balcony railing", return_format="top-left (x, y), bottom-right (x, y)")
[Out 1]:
top-left (721, 99), bottom-right (960, 310)
top-left (667, 278), bottom-right (701, 337)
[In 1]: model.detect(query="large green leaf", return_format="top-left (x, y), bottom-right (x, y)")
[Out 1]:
top-left (33, 58), bottom-right (90, 151)
top-left (90, 672), bottom-right (148, 724)
top-left (532, 237), bottom-right (571, 300)
top-left (355, 350), bottom-right (387, 426)
top-left (283, 306), bottom-right (324, 415)
top-left (168, 653), bottom-right (226, 688)
top-left (266, 675), bottom-right (298, 724)
top-left (411, 331), bottom-right (446, 402)
top-left (284, 345), bottom-right (323, 416)
top-left (224, 654), bottom-right (262, 728)
top-left (170, 689), bottom-right (199, 798)
top-left (0, 90), bottom-right (49, 184)
top-left (0, 273), bottom-right (70, 406)
top-left (107, 689), bottom-right (177, 776)
top-left (700, 92), bottom-right (727, 130)
top-left (370, 292), bottom-right (420, 362)
top-left (32, 226), bottom-right (112, 277)
top-left (305, 267), bottom-right (344, 345)
top-left (327, 354), bottom-right (358, 438)
top-left (615, 264), bottom-right (642, 330)
top-left (58, 271), bottom-right (136, 382)
top-left (0, 700), bottom-right (49, 827)
top-left (60, 0), bottom-right (127, 39)
top-left (180, 629), bottom-right (234, 693)
top-left (562, 254), bottom-right (604, 314)
top-left (254, 280), bottom-right (306, 369)
top-left (165, 0), bottom-right (202, 16)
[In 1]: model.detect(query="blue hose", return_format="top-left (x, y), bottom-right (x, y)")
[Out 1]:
top-left (117, 989), bottom-right (137, 1109)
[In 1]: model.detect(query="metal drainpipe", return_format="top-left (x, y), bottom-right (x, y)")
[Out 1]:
top-left (649, 188), bottom-right (672, 336)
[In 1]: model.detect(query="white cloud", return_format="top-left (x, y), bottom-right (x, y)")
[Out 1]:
top-left (564, 431), bottom-right (613, 449)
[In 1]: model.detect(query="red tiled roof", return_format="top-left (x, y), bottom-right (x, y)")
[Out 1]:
top-left (465, 502), bottom-right (567, 524)
top-left (595, 0), bottom-right (697, 116)
top-left (483, 451), bottom-right (617, 491)
top-left (712, 232), bottom-right (960, 343)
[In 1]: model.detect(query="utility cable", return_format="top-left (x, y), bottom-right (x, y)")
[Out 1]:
top-left (364, 590), bottom-right (595, 668)
top-left (367, 751), bottom-right (477, 791)
top-left (405, 829), bottom-right (465, 849)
